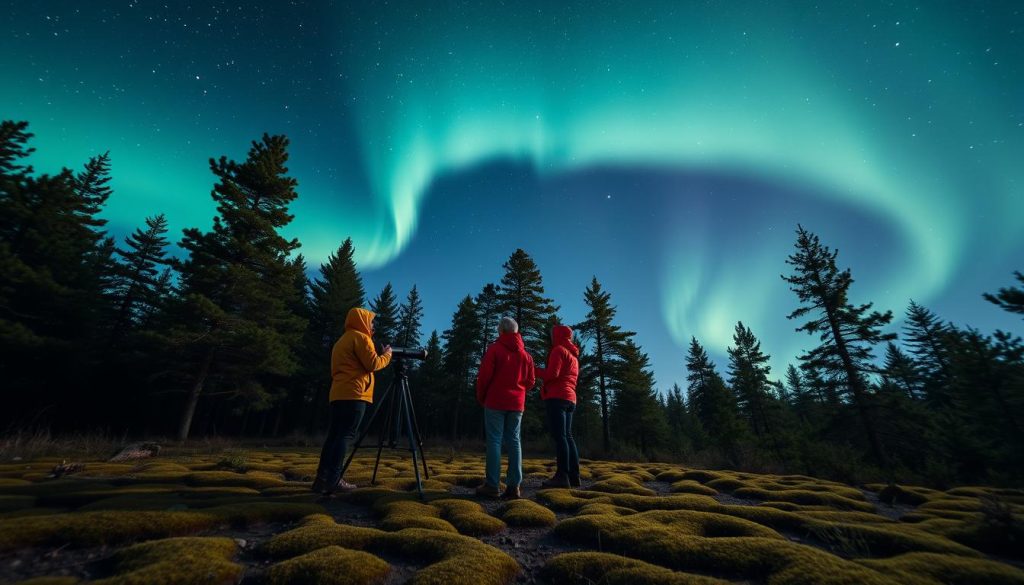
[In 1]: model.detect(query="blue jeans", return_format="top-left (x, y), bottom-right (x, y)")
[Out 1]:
top-left (545, 399), bottom-right (580, 477)
top-left (484, 408), bottom-right (523, 488)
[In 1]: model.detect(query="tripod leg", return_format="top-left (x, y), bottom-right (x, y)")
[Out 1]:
top-left (400, 385), bottom-right (425, 500)
top-left (371, 380), bottom-right (398, 485)
top-left (403, 378), bottom-right (430, 480)
top-left (341, 381), bottom-right (394, 478)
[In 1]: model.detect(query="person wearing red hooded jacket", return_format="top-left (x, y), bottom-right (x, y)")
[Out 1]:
top-left (536, 324), bottom-right (581, 488)
top-left (475, 316), bottom-right (535, 500)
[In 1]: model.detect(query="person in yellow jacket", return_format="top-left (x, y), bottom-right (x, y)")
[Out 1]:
top-left (312, 307), bottom-right (392, 494)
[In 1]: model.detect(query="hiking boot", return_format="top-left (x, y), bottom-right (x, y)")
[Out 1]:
top-left (568, 474), bottom-right (582, 488)
top-left (324, 478), bottom-right (357, 495)
top-left (500, 485), bottom-right (521, 500)
top-left (542, 471), bottom-right (571, 488)
top-left (475, 483), bottom-right (502, 498)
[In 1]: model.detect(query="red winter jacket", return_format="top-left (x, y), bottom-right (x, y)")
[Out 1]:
top-left (476, 332), bottom-right (536, 412)
top-left (536, 325), bottom-right (580, 403)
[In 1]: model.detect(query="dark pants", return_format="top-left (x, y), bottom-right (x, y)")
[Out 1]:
top-left (545, 398), bottom-right (580, 477)
top-left (316, 399), bottom-right (368, 485)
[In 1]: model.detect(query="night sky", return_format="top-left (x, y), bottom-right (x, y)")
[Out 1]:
top-left (3, 1), bottom-right (1022, 389)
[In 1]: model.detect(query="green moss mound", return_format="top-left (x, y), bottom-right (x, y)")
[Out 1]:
top-left (496, 499), bottom-right (556, 527)
top-left (379, 527), bottom-right (518, 585)
top-left (655, 469), bottom-right (690, 483)
top-left (265, 515), bottom-right (518, 585)
top-left (542, 552), bottom-right (729, 585)
top-left (263, 514), bottom-right (383, 558)
top-left (91, 537), bottom-right (241, 585)
top-left (0, 510), bottom-right (215, 551)
top-left (732, 486), bottom-right (875, 512)
top-left (859, 552), bottom-right (1024, 585)
top-left (876, 484), bottom-right (931, 506)
top-left (556, 509), bottom-right (783, 542)
top-left (0, 500), bottom-right (322, 551)
top-left (554, 512), bottom-right (900, 584)
top-left (804, 519), bottom-right (981, 558)
top-left (431, 498), bottom-right (506, 536)
top-left (589, 475), bottom-right (657, 496)
top-left (705, 477), bottom-right (746, 492)
top-left (378, 500), bottom-right (458, 533)
top-left (535, 488), bottom-right (604, 512)
top-left (670, 480), bottom-right (718, 496)
top-left (266, 545), bottom-right (390, 585)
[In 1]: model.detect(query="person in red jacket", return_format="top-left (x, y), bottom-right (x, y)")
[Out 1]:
top-left (475, 316), bottom-right (535, 500)
top-left (536, 324), bottom-right (581, 488)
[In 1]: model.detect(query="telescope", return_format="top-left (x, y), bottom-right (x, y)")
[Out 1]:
top-left (390, 346), bottom-right (428, 360)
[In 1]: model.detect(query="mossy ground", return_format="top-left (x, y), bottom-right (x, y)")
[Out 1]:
top-left (2, 448), bottom-right (1022, 585)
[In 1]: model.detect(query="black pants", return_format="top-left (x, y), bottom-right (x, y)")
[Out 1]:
top-left (545, 398), bottom-right (580, 477)
top-left (316, 399), bottom-right (368, 485)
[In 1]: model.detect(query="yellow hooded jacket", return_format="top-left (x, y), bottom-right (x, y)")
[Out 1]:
top-left (329, 308), bottom-right (392, 402)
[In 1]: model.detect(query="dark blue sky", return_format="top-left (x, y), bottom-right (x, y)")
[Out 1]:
top-left (3, 1), bottom-right (1022, 388)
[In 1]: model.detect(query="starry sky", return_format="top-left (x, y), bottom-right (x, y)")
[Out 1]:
top-left (2, 1), bottom-right (1022, 389)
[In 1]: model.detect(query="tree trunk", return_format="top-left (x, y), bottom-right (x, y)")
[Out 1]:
top-left (827, 315), bottom-right (890, 470)
top-left (596, 328), bottom-right (610, 453)
top-left (272, 407), bottom-right (284, 437)
top-left (178, 349), bottom-right (214, 441)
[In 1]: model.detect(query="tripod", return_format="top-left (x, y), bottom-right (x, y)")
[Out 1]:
top-left (340, 358), bottom-right (430, 498)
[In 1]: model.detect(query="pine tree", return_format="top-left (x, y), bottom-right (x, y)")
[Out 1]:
top-left (170, 134), bottom-right (306, 440)
top-left (496, 249), bottom-right (559, 358)
top-left (578, 277), bottom-right (634, 452)
top-left (309, 238), bottom-right (366, 352)
top-left (727, 321), bottom-right (774, 438)
top-left (305, 238), bottom-right (365, 431)
top-left (686, 337), bottom-right (743, 450)
top-left (109, 214), bottom-right (172, 342)
top-left (880, 342), bottom-right (921, 400)
top-left (984, 271), bottom-right (1024, 317)
top-left (73, 153), bottom-right (118, 323)
top-left (609, 340), bottom-right (668, 457)
top-left (411, 330), bottom-right (445, 437)
top-left (369, 282), bottom-right (399, 347)
top-left (442, 296), bottom-right (482, 438)
top-left (72, 151), bottom-right (113, 238)
top-left (785, 364), bottom-right (817, 424)
top-left (0, 121), bottom-right (116, 426)
top-left (475, 283), bottom-right (501, 357)
top-left (782, 225), bottom-right (895, 468)
top-left (903, 301), bottom-right (955, 406)
top-left (947, 329), bottom-right (1023, 446)
top-left (665, 383), bottom-right (703, 453)
top-left (397, 284), bottom-right (424, 348)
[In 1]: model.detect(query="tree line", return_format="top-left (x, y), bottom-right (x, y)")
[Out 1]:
top-left (2, 120), bottom-right (1022, 486)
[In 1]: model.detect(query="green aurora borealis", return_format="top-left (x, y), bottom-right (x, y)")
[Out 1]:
top-left (2, 1), bottom-right (1021, 384)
